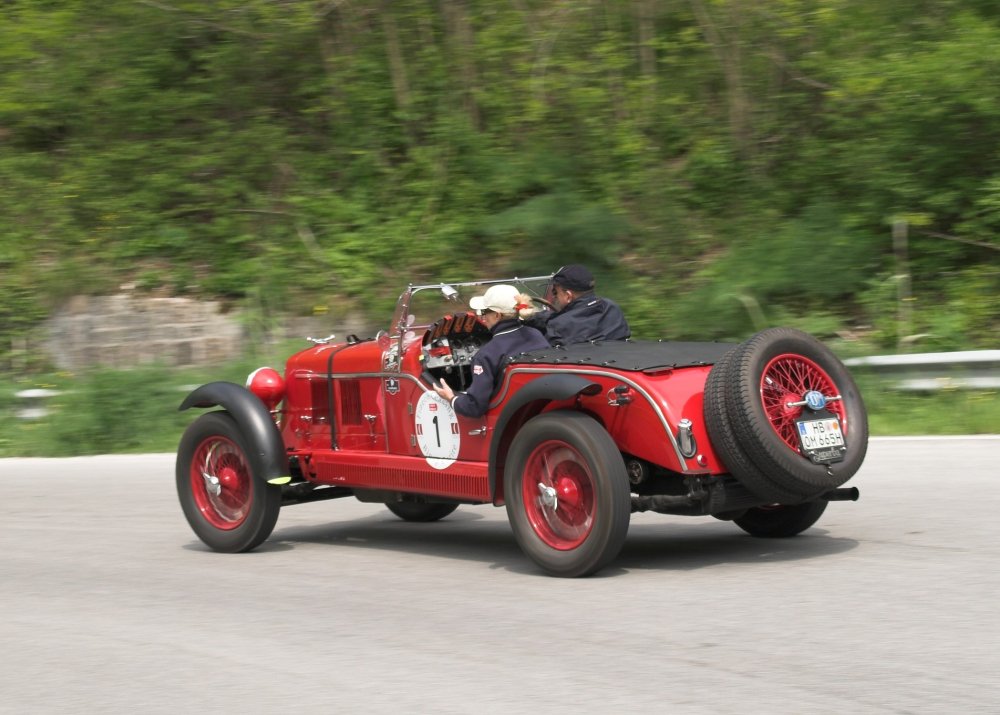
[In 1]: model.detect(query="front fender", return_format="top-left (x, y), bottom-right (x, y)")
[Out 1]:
top-left (179, 381), bottom-right (288, 482)
top-left (488, 374), bottom-right (601, 502)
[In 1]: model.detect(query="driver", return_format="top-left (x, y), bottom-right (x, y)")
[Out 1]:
top-left (432, 284), bottom-right (549, 417)
top-left (537, 264), bottom-right (631, 345)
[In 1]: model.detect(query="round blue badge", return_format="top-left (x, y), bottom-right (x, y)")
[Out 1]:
top-left (804, 390), bottom-right (827, 411)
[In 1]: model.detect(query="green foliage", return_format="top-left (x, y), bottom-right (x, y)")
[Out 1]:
top-left (1, 0), bottom-right (999, 378)
top-left (481, 189), bottom-right (628, 271)
top-left (40, 366), bottom-right (190, 455)
top-left (0, 347), bottom-right (297, 457)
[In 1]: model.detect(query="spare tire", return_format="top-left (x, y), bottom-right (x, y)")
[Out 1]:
top-left (724, 328), bottom-right (868, 499)
top-left (703, 346), bottom-right (806, 504)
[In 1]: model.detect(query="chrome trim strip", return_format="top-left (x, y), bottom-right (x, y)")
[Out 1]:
top-left (294, 370), bottom-right (432, 393)
top-left (492, 367), bottom-right (689, 469)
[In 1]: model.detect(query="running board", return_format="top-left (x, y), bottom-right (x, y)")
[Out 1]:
top-left (281, 483), bottom-right (354, 506)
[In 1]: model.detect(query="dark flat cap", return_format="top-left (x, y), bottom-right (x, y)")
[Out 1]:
top-left (552, 264), bottom-right (595, 291)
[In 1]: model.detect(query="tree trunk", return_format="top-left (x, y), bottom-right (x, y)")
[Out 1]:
top-left (441, 0), bottom-right (481, 130)
top-left (381, 3), bottom-right (415, 141)
top-left (688, 0), bottom-right (753, 160)
top-left (635, 0), bottom-right (657, 78)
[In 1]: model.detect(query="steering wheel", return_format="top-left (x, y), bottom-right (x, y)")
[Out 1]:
top-left (530, 295), bottom-right (555, 312)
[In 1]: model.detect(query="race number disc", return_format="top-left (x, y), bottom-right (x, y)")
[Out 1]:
top-left (414, 391), bottom-right (460, 469)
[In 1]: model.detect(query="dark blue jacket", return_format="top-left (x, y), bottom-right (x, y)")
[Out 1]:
top-left (540, 293), bottom-right (631, 346)
top-left (452, 319), bottom-right (549, 418)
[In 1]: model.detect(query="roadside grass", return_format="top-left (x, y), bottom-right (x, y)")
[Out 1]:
top-left (1, 363), bottom-right (997, 458)
top-left (0, 342), bottom-right (299, 458)
top-left (861, 383), bottom-right (1000, 436)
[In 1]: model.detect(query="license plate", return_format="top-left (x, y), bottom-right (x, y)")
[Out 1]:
top-left (797, 417), bottom-right (846, 464)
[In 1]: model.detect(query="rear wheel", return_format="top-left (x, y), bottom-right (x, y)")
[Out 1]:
top-left (504, 411), bottom-right (630, 577)
top-left (734, 501), bottom-right (828, 538)
top-left (385, 502), bottom-right (459, 522)
top-left (176, 412), bottom-right (281, 552)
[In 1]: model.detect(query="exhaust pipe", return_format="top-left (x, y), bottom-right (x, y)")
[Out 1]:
top-left (631, 494), bottom-right (696, 513)
top-left (822, 487), bottom-right (860, 502)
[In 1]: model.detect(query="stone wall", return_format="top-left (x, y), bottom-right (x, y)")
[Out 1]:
top-left (43, 294), bottom-right (373, 371)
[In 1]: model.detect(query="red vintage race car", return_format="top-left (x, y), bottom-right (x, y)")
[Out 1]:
top-left (176, 275), bottom-right (868, 577)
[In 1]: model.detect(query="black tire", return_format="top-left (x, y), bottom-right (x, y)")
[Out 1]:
top-left (725, 328), bottom-right (868, 500)
top-left (385, 502), bottom-right (459, 522)
top-left (504, 411), bottom-right (631, 577)
top-left (704, 346), bottom-right (806, 504)
top-left (734, 500), bottom-right (828, 538)
top-left (176, 411), bottom-right (281, 552)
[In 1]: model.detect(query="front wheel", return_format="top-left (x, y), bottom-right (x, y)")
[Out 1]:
top-left (176, 411), bottom-right (281, 552)
top-left (504, 411), bottom-right (631, 577)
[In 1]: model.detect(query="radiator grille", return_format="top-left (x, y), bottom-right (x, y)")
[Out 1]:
top-left (339, 380), bottom-right (362, 425)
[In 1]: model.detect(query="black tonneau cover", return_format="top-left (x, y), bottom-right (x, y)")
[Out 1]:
top-left (511, 340), bottom-right (736, 372)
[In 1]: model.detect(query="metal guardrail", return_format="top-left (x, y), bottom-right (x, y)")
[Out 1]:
top-left (844, 350), bottom-right (1000, 391)
top-left (14, 388), bottom-right (63, 420)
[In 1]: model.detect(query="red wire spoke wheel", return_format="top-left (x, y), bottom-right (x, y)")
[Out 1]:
top-left (711, 328), bottom-right (869, 502)
top-left (760, 353), bottom-right (847, 453)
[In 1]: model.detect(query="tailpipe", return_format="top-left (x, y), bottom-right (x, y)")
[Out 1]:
top-left (822, 487), bottom-right (860, 502)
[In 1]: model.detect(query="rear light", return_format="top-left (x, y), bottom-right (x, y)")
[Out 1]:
top-left (677, 418), bottom-right (697, 458)
top-left (247, 367), bottom-right (285, 411)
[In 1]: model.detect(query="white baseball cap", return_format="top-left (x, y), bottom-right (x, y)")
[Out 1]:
top-left (469, 284), bottom-right (520, 314)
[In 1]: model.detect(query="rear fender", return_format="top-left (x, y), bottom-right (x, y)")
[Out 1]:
top-left (179, 381), bottom-right (288, 482)
top-left (488, 374), bottom-right (601, 503)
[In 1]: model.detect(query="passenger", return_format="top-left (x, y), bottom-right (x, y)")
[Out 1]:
top-left (432, 284), bottom-right (549, 418)
top-left (538, 264), bottom-right (631, 345)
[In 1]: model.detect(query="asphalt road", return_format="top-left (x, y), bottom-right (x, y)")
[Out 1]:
top-left (2, 436), bottom-right (998, 714)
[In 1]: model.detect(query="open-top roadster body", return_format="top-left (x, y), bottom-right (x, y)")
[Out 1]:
top-left (176, 275), bottom-right (867, 576)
